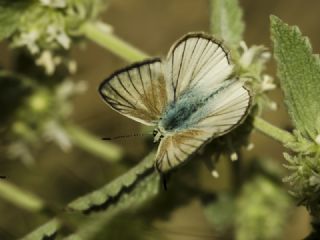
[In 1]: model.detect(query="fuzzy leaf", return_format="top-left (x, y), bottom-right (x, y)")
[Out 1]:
top-left (0, 1), bottom-right (32, 41)
top-left (65, 173), bottom-right (159, 239)
top-left (209, 0), bottom-right (244, 48)
top-left (67, 152), bottom-right (159, 213)
top-left (21, 154), bottom-right (160, 239)
top-left (20, 218), bottom-right (61, 240)
top-left (271, 15), bottom-right (320, 140)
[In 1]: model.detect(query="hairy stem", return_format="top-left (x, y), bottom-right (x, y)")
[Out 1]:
top-left (0, 180), bottom-right (45, 212)
top-left (81, 22), bottom-right (149, 62)
top-left (65, 123), bottom-right (124, 163)
top-left (253, 117), bottom-right (295, 145)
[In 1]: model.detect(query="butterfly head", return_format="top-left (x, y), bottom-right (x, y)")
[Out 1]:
top-left (153, 127), bottom-right (165, 143)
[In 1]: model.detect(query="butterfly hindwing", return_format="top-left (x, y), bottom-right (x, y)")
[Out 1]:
top-left (165, 33), bottom-right (233, 102)
top-left (155, 129), bottom-right (212, 172)
top-left (194, 79), bottom-right (251, 135)
top-left (99, 58), bottom-right (167, 126)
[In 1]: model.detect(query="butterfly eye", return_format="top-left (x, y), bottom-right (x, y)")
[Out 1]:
top-left (153, 129), bottom-right (158, 137)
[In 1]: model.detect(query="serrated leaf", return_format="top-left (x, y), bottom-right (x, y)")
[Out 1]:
top-left (67, 152), bottom-right (159, 213)
top-left (209, 0), bottom-right (244, 48)
top-left (65, 173), bottom-right (159, 240)
top-left (0, 1), bottom-right (33, 41)
top-left (271, 15), bottom-right (320, 140)
top-left (20, 218), bottom-right (61, 240)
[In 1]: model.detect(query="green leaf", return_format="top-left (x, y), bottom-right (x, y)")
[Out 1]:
top-left (21, 153), bottom-right (160, 239)
top-left (65, 173), bottom-right (159, 239)
top-left (67, 152), bottom-right (159, 213)
top-left (0, 1), bottom-right (32, 41)
top-left (203, 193), bottom-right (235, 237)
top-left (235, 176), bottom-right (292, 240)
top-left (209, 0), bottom-right (244, 48)
top-left (271, 15), bottom-right (320, 140)
top-left (20, 218), bottom-right (61, 240)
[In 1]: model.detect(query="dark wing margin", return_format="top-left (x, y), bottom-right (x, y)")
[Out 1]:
top-left (99, 58), bottom-right (167, 126)
top-left (164, 32), bottom-right (233, 102)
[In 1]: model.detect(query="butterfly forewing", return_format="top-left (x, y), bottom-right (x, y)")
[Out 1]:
top-left (99, 58), bottom-right (167, 126)
top-left (155, 130), bottom-right (212, 172)
top-left (165, 33), bottom-right (233, 102)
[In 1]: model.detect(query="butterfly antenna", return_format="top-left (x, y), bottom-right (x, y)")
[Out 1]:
top-left (102, 133), bottom-right (150, 141)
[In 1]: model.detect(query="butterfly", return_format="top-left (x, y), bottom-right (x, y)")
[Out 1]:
top-left (99, 32), bottom-right (251, 173)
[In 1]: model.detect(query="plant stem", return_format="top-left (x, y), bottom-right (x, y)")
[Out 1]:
top-left (253, 117), bottom-right (295, 145)
top-left (0, 180), bottom-right (44, 212)
top-left (81, 22), bottom-right (149, 62)
top-left (65, 123), bottom-right (124, 163)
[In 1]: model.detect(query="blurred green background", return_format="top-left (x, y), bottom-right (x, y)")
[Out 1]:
top-left (1, 0), bottom-right (319, 239)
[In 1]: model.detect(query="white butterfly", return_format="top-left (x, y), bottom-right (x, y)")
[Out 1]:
top-left (99, 32), bottom-right (251, 173)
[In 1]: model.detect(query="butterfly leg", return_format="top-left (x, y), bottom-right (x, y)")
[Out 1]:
top-left (160, 173), bottom-right (171, 191)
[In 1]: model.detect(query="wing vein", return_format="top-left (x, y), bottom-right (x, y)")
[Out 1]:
top-left (103, 95), bottom-right (132, 109)
top-left (180, 142), bottom-right (199, 149)
top-left (193, 53), bottom-right (226, 86)
top-left (127, 71), bottom-right (142, 97)
top-left (166, 150), bottom-right (172, 168)
top-left (175, 40), bottom-right (187, 95)
top-left (108, 85), bottom-right (137, 108)
top-left (138, 67), bottom-right (146, 98)
top-left (148, 63), bottom-right (156, 111)
top-left (176, 145), bottom-right (190, 156)
top-left (173, 152), bottom-right (182, 163)
top-left (171, 50), bottom-right (176, 100)
top-left (117, 76), bottom-right (135, 99)
top-left (189, 39), bottom-right (210, 83)
top-left (191, 43), bottom-right (219, 83)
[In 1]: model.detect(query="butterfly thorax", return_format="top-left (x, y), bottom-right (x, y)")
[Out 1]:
top-left (153, 126), bottom-right (165, 142)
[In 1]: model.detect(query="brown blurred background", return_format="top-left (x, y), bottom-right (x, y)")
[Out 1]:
top-left (2, 0), bottom-right (320, 239)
